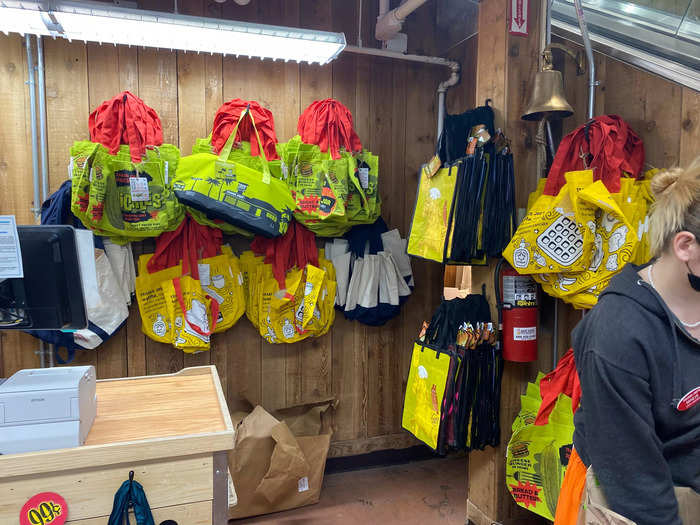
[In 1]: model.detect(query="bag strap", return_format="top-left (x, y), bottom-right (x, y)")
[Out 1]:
top-left (218, 105), bottom-right (272, 184)
top-left (172, 277), bottom-right (219, 337)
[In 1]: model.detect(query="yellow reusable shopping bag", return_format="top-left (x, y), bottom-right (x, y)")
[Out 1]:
top-left (257, 264), bottom-right (325, 344)
top-left (239, 250), bottom-right (265, 325)
top-left (401, 342), bottom-right (452, 450)
top-left (503, 171), bottom-right (596, 274)
top-left (545, 179), bottom-right (638, 301)
top-left (135, 257), bottom-right (182, 344)
top-left (197, 252), bottom-right (245, 333)
top-left (303, 251), bottom-right (337, 337)
top-left (407, 162), bottom-right (461, 262)
top-left (162, 275), bottom-right (217, 353)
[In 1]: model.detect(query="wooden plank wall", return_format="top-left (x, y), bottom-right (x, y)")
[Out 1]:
top-left (0, 0), bottom-right (478, 457)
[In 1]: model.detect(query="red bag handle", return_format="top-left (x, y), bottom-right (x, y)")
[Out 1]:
top-left (172, 277), bottom-right (219, 337)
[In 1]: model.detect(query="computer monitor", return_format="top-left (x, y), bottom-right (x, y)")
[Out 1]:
top-left (0, 225), bottom-right (87, 330)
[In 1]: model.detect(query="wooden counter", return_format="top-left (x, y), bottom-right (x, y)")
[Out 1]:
top-left (0, 366), bottom-right (234, 525)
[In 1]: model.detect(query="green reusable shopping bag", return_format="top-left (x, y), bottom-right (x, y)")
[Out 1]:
top-left (173, 108), bottom-right (295, 238)
top-left (279, 135), bottom-right (353, 236)
top-left (506, 390), bottom-right (575, 521)
top-left (407, 161), bottom-right (461, 262)
top-left (402, 341), bottom-right (452, 450)
top-left (70, 141), bottom-right (184, 242)
top-left (192, 135), bottom-right (284, 180)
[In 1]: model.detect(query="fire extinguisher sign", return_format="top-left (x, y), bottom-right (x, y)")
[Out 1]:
top-left (514, 326), bottom-right (537, 341)
top-left (509, 0), bottom-right (529, 36)
top-left (503, 275), bottom-right (537, 307)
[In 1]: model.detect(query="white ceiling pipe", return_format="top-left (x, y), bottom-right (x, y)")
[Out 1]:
top-left (375, 0), bottom-right (427, 42)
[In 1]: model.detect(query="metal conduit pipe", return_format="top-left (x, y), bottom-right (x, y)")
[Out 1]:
top-left (544, 0), bottom-right (557, 160)
top-left (37, 34), bottom-right (54, 367)
top-left (573, 0), bottom-right (597, 119)
top-left (37, 36), bottom-right (49, 203)
top-left (25, 35), bottom-right (40, 219)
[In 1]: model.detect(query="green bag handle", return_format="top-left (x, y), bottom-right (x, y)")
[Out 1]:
top-left (218, 106), bottom-right (272, 184)
top-left (71, 141), bottom-right (101, 181)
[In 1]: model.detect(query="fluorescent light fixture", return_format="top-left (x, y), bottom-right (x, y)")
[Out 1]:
top-left (0, 0), bottom-right (346, 64)
top-left (0, 3), bottom-right (52, 36)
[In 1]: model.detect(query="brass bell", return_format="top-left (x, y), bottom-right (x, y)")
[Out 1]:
top-left (522, 47), bottom-right (580, 121)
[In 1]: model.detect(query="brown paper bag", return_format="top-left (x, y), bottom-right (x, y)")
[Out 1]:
top-left (577, 466), bottom-right (700, 525)
top-left (272, 398), bottom-right (336, 437)
top-left (228, 405), bottom-right (331, 519)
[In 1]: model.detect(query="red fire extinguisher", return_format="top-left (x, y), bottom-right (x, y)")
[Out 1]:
top-left (495, 259), bottom-right (538, 362)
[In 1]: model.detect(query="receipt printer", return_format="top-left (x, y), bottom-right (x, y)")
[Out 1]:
top-left (0, 366), bottom-right (96, 455)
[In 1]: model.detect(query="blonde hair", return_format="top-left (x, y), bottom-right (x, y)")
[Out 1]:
top-left (649, 156), bottom-right (700, 256)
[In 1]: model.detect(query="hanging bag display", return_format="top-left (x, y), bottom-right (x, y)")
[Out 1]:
top-left (402, 294), bottom-right (502, 453)
top-left (71, 141), bottom-right (184, 242)
top-left (406, 161), bottom-right (461, 262)
top-left (402, 341), bottom-right (453, 450)
top-left (173, 106), bottom-right (295, 237)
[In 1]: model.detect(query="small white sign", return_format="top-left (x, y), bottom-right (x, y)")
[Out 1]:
top-left (198, 263), bottom-right (211, 286)
top-left (358, 167), bottom-right (369, 189)
top-left (0, 215), bottom-right (23, 278)
top-left (298, 476), bottom-right (309, 493)
top-left (514, 326), bottom-right (536, 341)
top-left (129, 176), bottom-right (150, 202)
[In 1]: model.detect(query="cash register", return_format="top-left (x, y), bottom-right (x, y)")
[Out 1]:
top-left (0, 225), bottom-right (95, 455)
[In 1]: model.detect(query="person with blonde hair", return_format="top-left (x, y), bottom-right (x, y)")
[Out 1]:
top-left (555, 158), bottom-right (700, 525)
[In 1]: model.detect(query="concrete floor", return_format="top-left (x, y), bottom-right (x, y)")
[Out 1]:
top-left (233, 456), bottom-right (468, 524)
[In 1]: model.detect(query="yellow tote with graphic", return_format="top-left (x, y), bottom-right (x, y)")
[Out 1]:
top-left (162, 275), bottom-right (215, 353)
top-left (257, 264), bottom-right (297, 343)
top-left (135, 257), bottom-right (182, 344)
top-left (513, 170), bottom-right (655, 308)
top-left (504, 171), bottom-right (596, 274)
top-left (197, 252), bottom-right (245, 333)
top-left (402, 342), bottom-right (451, 450)
top-left (407, 163), bottom-right (461, 262)
top-left (542, 180), bottom-right (638, 302)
